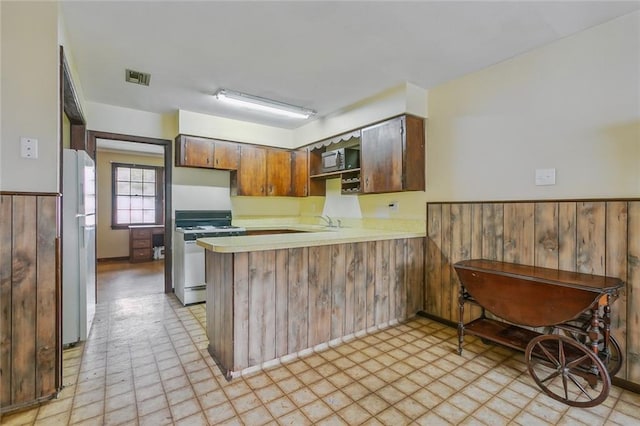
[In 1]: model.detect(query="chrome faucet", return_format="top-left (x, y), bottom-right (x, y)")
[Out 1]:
top-left (317, 215), bottom-right (336, 228)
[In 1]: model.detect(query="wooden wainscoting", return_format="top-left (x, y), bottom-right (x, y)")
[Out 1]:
top-left (425, 199), bottom-right (640, 384)
top-left (206, 238), bottom-right (424, 376)
top-left (0, 193), bottom-right (60, 413)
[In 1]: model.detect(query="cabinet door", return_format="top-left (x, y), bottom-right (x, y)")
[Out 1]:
top-left (234, 145), bottom-right (267, 196)
top-left (291, 149), bottom-right (309, 197)
top-left (176, 135), bottom-right (214, 168)
top-left (360, 116), bottom-right (404, 193)
top-left (213, 140), bottom-right (240, 170)
top-left (267, 149), bottom-right (292, 196)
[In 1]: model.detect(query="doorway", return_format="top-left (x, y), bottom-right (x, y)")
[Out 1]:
top-left (88, 131), bottom-right (173, 299)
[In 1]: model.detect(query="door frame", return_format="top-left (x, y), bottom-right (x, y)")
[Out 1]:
top-left (87, 131), bottom-right (173, 294)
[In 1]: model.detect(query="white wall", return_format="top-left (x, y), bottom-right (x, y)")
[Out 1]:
top-left (178, 110), bottom-right (294, 148)
top-left (426, 11), bottom-right (640, 201)
top-left (1, 2), bottom-right (60, 192)
top-left (86, 102), bottom-right (176, 141)
top-left (293, 83), bottom-right (428, 148)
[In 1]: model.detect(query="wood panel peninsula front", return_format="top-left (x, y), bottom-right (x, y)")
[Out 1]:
top-left (197, 228), bottom-right (425, 379)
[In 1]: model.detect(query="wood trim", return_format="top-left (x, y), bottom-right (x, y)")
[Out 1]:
top-left (96, 256), bottom-right (130, 263)
top-left (427, 198), bottom-right (640, 205)
top-left (0, 192), bottom-right (60, 197)
top-left (87, 131), bottom-right (173, 294)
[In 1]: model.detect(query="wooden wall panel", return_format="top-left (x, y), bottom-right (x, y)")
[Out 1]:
top-left (426, 204), bottom-right (442, 317)
top-left (330, 245), bottom-right (346, 340)
top-left (0, 196), bottom-right (13, 407)
top-left (425, 199), bottom-right (640, 384)
top-left (440, 205), bottom-right (452, 321)
top-left (577, 202), bottom-right (606, 275)
top-left (287, 247), bottom-right (308, 353)
top-left (468, 204), bottom-right (483, 322)
top-left (275, 250), bottom-right (289, 358)
top-left (481, 203), bottom-right (503, 260)
top-left (232, 252), bottom-right (249, 370)
top-left (534, 203), bottom-right (559, 269)
top-left (248, 251), bottom-right (276, 366)
top-left (606, 202), bottom-right (628, 378)
top-left (365, 242), bottom-right (376, 328)
top-left (12, 196), bottom-right (38, 404)
top-left (349, 243), bottom-right (367, 333)
top-left (394, 239), bottom-right (406, 320)
top-left (35, 197), bottom-right (57, 397)
top-left (308, 246), bottom-right (332, 346)
top-left (628, 202), bottom-right (640, 382)
top-left (399, 238), bottom-right (425, 319)
top-left (558, 203), bottom-right (577, 271)
top-left (503, 203), bottom-right (534, 264)
top-left (374, 240), bottom-right (391, 325)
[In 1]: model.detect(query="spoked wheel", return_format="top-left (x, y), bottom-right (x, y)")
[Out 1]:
top-left (525, 335), bottom-right (610, 407)
top-left (558, 325), bottom-right (623, 377)
top-left (590, 334), bottom-right (623, 377)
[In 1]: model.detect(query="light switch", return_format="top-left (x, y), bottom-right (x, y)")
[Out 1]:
top-left (535, 168), bottom-right (556, 186)
top-left (20, 137), bottom-right (38, 159)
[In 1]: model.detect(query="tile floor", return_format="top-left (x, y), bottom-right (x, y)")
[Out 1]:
top-left (3, 286), bottom-right (640, 425)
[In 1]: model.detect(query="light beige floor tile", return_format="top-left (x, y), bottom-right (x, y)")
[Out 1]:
top-left (338, 403), bottom-right (372, 424)
top-left (204, 401), bottom-right (236, 424)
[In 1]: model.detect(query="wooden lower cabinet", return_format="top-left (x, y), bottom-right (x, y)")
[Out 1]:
top-left (205, 237), bottom-right (424, 378)
top-left (129, 225), bottom-right (164, 262)
top-left (0, 194), bottom-right (60, 414)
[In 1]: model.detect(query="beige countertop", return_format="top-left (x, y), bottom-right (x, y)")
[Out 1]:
top-left (196, 226), bottom-right (425, 253)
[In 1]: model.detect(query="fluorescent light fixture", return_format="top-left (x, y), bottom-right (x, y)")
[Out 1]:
top-left (214, 89), bottom-right (316, 119)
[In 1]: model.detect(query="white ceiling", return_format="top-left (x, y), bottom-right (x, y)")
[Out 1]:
top-left (60, 1), bottom-right (640, 130)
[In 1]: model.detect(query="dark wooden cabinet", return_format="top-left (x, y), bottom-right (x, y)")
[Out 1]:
top-left (360, 115), bottom-right (424, 194)
top-left (232, 145), bottom-right (267, 196)
top-left (231, 146), bottom-right (304, 197)
top-left (291, 149), bottom-right (309, 197)
top-left (212, 140), bottom-right (239, 170)
top-left (267, 149), bottom-right (292, 196)
top-left (175, 135), bottom-right (214, 168)
top-left (175, 135), bottom-right (240, 170)
top-left (129, 226), bottom-right (164, 262)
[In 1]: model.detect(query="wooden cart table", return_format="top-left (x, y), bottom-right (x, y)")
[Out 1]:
top-left (454, 259), bottom-right (624, 407)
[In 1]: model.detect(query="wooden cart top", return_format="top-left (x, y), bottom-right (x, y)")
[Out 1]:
top-left (454, 259), bottom-right (623, 294)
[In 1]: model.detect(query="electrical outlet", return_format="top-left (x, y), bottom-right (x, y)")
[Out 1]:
top-left (20, 137), bottom-right (38, 159)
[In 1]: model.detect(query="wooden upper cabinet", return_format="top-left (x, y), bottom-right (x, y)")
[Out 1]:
top-left (232, 145), bottom-right (267, 196)
top-left (175, 135), bottom-right (240, 170)
top-left (267, 149), bottom-right (292, 196)
top-left (291, 149), bottom-right (309, 197)
top-left (175, 135), bottom-right (214, 168)
top-left (213, 140), bottom-right (239, 170)
top-left (360, 115), bottom-right (425, 194)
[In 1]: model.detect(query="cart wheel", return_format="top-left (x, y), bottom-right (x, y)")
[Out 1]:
top-left (525, 335), bottom-right (610, 407)
top-left (600, 335), bottom-right (622, 377)
top-left (559, 326), bottom-right (622, 377)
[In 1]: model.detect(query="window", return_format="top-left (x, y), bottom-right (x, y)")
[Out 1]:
top-left (111, 163), bottom-right (163, 228)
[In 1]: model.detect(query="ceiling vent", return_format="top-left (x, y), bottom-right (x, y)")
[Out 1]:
top-left (125, 69), bottom-right (151, 86)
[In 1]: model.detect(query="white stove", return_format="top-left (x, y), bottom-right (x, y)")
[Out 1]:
top-left (174, 210), bottom-right (245, 305)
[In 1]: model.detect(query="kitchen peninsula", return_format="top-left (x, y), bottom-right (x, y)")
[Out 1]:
top-left (197, 227), bottom-right (425, 379)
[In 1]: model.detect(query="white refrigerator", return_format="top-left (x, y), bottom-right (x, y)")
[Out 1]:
top-left (63, 149), bottom-right (97, 345)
